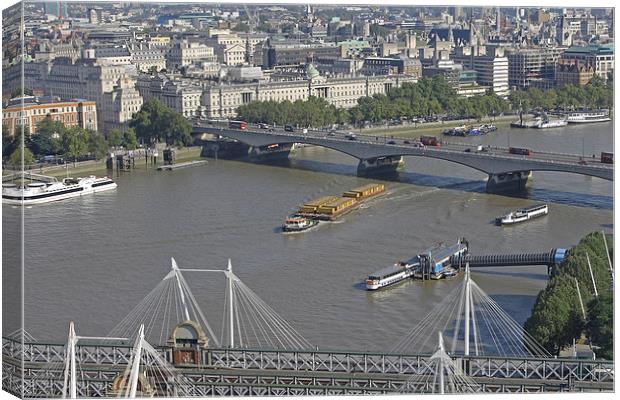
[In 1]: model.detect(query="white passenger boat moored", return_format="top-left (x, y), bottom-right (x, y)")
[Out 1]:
top-left (563, 109), bottom-right (611, 124)
top-left (2, 175), bottom-right (117, 205)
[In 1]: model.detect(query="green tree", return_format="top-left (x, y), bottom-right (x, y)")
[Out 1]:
top-left (129, 99), bottom-right (192, 146)
top-left (586, 292), bottom-right (613, 359)
top-left (9, 145), bottom-right (34, 168)
top-left (61, 127), bottom-right (89, 164)
top-left (165, 113), bottom-right (193, 146)
top-left (3, 130), bottom-right (19, 159)
top-left (27, 130), bottom-right (62, 156)
top-left (525, 232), bottom-right (613, 356)
top-left (122, 128), bottom-right (138, 150)
top-left (508, 90), bottom-right (531, 112)
top-left (524, 274), bottom-right (585, 355)
top-left (107, 130), bottom-right (123, 148)
top-left (88, 132), bottom-right (110, 159)
top-left (35, 118), bottom-right (66, 137)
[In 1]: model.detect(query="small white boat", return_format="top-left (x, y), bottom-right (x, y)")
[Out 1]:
top-left (497, 204), bottom-right (548, 225)
top-left (533, 118), bottom-right (568, 129)
top-left (2, 175), bottom-right (117, 205)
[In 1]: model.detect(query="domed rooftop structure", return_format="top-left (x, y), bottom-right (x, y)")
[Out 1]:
top-left (306, 63), bottom-right (320, 80)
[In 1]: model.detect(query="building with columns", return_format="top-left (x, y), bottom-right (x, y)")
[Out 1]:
top-left (199, 72), bottom-right (417, 118)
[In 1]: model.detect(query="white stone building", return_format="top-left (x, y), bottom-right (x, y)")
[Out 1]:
top-left (166, 41), bottom-right (216, 71)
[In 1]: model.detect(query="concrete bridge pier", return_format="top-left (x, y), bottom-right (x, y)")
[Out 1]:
top-left (486, 171), bottom-right (532, 194)
top-left (357, 156), bottom-right (405, 177)
top-left (248, 143), bottom-right (295, 162)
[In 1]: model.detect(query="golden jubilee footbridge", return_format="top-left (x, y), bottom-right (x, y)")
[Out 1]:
top-left (2, 259), bottom-right (614, 397)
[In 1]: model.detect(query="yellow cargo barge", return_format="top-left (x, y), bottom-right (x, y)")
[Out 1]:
top-left (298, 196), bottom-right (339, 214)
top-left (296, 183), bottom-right (385, 221)
top-left (343, 183), bottom-right (385, 199)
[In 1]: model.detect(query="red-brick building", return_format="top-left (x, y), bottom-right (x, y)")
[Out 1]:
top-left (2, 97), bottom-right (97, 136)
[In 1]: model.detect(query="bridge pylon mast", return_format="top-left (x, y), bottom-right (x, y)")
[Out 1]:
top-left (437, 332), bottom-right (445, 394)
top-left (62, 322), bottom-right (77, 399)
top-left (171, 258), bottom-right (191, 321)
top-left (227, 259), bottom-right (235, 348)
top-left (127, 324), bottom-right (145, 399)
top-left (464, 264), bottom-right (471, 356)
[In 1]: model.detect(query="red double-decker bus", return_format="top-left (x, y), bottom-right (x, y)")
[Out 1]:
top-left (509, 147), bottom-right (532, 156)
top-left (229, 120), bottom-right (247, 130)
top-left (420, 136), bottom-right (440, 147)
top-left (601, 152), bottom-right (614, 164)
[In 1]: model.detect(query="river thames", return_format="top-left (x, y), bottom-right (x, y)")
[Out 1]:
top-left (2, 122), bottom-right (613, 352)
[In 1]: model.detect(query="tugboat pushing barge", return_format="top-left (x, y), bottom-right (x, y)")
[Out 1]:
top-left (282, 215), bottom-right (319, 233)
top-left (282, 183), bottom-right (385, 232)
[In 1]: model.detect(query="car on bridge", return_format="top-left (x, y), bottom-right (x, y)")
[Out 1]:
top-left (285, 125), bottom-right (295, 132)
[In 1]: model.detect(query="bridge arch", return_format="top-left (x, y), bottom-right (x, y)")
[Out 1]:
top-left (197, 128), bottom-right (612, 190)
top-left (206, 130), bottom-right (493, 176)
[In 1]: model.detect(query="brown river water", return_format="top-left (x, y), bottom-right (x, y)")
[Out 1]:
top-left (2, 122), bottom-right (613, 351)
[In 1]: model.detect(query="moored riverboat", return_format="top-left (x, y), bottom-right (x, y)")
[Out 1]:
top-left (562, 109), bottom-right (611, 124)
top-left (2, 175), bottom-right (117, 205)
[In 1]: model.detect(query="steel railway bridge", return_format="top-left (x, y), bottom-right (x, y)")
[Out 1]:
top-left (2, 336), bottom-right (614, 397)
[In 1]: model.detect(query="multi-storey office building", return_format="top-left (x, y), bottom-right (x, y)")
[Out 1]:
top-left (13, 57), bottom-right (143, 134)
top-left (505, 47), bottom-right (565, 89)
top-left (166, 41), bottom-right (216, 71)
top-left (561, 44), bottom-right (614, 80)
top-left (453, 47), bottom-right (509, 96)
top-left (262, 41), bottom-right (342, 68)
top-left (2, 98), bottom-right (97, 136)
top-left (555, 59), bottom-right (595, 86)
top-left (136, 75), bottom-right (203, 118)
top-left (361, 57), bottom-right (423, 78)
